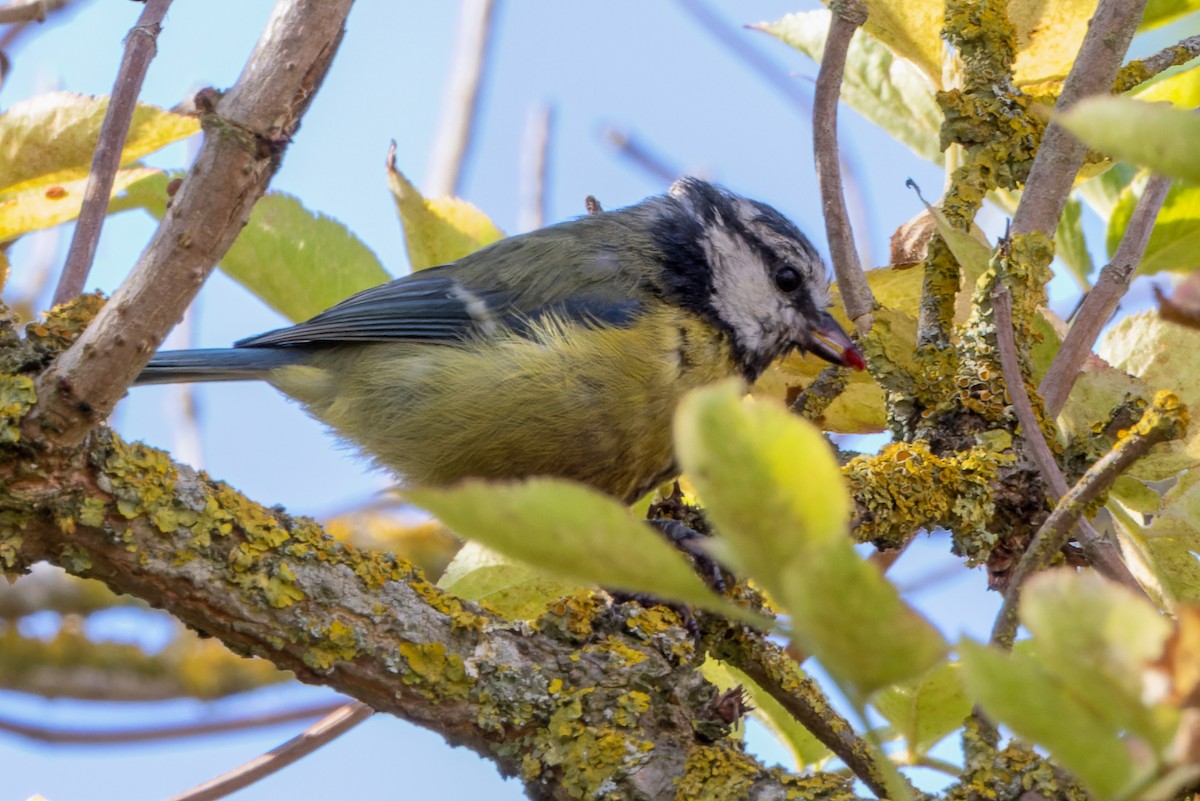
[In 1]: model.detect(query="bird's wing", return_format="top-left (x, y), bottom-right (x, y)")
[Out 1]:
top-left (236, 235), bottom-right (645, 350)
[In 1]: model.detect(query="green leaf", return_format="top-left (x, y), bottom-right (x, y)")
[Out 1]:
top-left (406, 478), bottom-right (767, 626)
top-left (873, 661), bottom-right (969, 755)
top-left (1115, 182), bottom-right (1200, 276)
top-left (0, 91), bottom-right (198, 194)
top-left (1059, 97), bottom-right (1200, 184)
top-left (702, 657), bottom-right (832, 768)
top-left (220, 192), bottom-right (390, 323)
top-left (438, 541), bottom-right (580, 620)
top-left (1055, 197), bottom-right (1094, 287)
top-left (387, 156), bottom-right (504, 271)
top-left (1099, 310), bottom-right (1200, 479)
top-left (757, 11), bottom-right (942, 162)
top-left (960, 639), bottom-right (1145, 800)
top-left (1140, 0), bottom-right (1200, 30)
top-left (675, 382), bottom-right (946, 697)
top-left (1020, 570), bottom-right (1175, 749)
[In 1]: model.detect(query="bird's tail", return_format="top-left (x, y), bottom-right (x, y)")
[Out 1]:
top-left (135, 348), bottom-right (305, 385)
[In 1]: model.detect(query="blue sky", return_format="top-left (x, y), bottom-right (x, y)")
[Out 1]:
top-left (2, 2), bottom-right (1003, 799)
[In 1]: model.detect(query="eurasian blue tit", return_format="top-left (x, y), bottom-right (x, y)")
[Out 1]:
top-left (137, 178), bottom-right (864, 503)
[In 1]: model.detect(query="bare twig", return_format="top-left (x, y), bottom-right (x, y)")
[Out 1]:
top-left (0, 701), bottom-right (347, 745)
top-left (601, 126), bottom-right (683, 184)
top-left (990, 391), bottom-right (1188, 648)
top-left (163, 702), bottom-right (374, 801)
top-left (1010, 0), bottom-right (1148, 236)
top-left (425, 0), bottom-right (496, 197)
top-left (0, 0), bottom-right (68, 24)
top-left (517, 102), bottom-right (553, 232)
top-left (678, 0), bottom-right (877, 267)
top-left (812, 0), bottom-right (874, 329)
top-left (53, 0), bottom-right (172, 306)
top-left (1039, 174), bottom-right (1171, 417)
top-left (673, 0), bottom-right (811, 115)
top-left (27, 0), bottom-right (352, 447)
top-left (1113, 34), bottom-right (1200, 94)
top-left (992, 285), bottom-right (1142, 591)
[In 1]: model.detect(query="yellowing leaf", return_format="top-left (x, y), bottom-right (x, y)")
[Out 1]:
top-left (220, 192), bottom-right (389, 323)
top-left (0, 167), bottom-right (159, 242)
top-left (675, 382), bottom-right (946, 697)
top-left (0, 91), bottom-right (198, 194)
top-left (387, 156), bottom-right (504, 271)
top-left (1109, 182), bottom-right (1200, 276)
top-left (1133, 64), bottom-right (1200, 108)
top-left (844, 1), bottom-right (942, 87)
top-left (1009, 0), bottom-right (1097, 87)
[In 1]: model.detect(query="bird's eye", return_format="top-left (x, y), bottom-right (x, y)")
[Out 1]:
top-left (774, 266), bottom-right (802, 293)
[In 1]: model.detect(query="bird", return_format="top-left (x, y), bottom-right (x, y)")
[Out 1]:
top-left (137, 178), bottom-right (864, 504)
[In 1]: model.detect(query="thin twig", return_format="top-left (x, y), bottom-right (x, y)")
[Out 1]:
top-left (992, 285), bottom-right (1142, 591)
top-left (52, 0), bottom-right (172, 306)
top-left (163, 702), bottom-right (374, 801)
top-left (812, 0), bottom-right (874, 329)
top-left (1113, 34), bottom-right (1200, 94)
top-left (1010, 0), bottom-right (1149, 237)
top-left (708, 621), bottom-right (903, 799)
top-left (673, 0), bottom-right (811, 115)
top-left (27, 0), bottom-right (353, 447)
top-left (0, 701), bottom-right (347, 745)
top-left (601, 126), bottom-right (683, 184)
top-left (517, 102), bottom-right (553, 232)
top-left (1039, 174), bottom-right (1172, 417)
top-left (0, 0), bottom-right (68, 24)
top-left (990, 391), bottom-right (1188, 648)
top-left (425, 0), bottom-right (496, 197)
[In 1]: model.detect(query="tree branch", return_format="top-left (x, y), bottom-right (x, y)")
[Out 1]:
top-left (990, 390), bottom-right (1188, 648)
top-left (992, 285), bottom-right (1142, 591)
top-left (164, 703), bottom-right (373, 801)
top-left (812, 0), bottom-right (874, 328)
top-left (424, 0), bottom-right (496, 197)
top-left (0, 700), bottom-right (348, 745)
top-left (1038, 174), bottom-right (1172, 417)
top-left (0, 0), bottom-right (68, 25)
top-left (0, 426), bottom-right (859, 801)
top-left (53, 0), bottom-right (172, 307)
top-left (26, 0), bottom-right (352, 447)
top-left (1010, 0), bottom-right (1148, 237)
top-left (1112, 34), bottom-right (1200, 94)
top-left (517, 102), bottom-right (553, 232)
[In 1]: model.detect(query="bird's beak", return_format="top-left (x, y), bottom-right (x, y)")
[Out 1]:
top-left (806, 312), bottom-right (866, 371)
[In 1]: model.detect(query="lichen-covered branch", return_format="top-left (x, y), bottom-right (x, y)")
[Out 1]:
top-left (1112, 34), bottom-right (1200, 95)
top-left (705, 621), bottom-right (904, 800)
top-left (991, 391), bottom-right (1189, 648)
top-left (27, 0), bottom-right (352, 447)
top-left (0, 414), bottom-right (861, 801)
